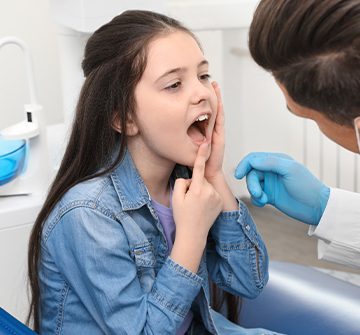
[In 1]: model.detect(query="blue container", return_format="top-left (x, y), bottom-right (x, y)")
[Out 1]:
top-left (0, 134), bottom-right (26, 187)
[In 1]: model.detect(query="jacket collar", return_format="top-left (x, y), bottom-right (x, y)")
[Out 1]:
top-left (110, 147), bottom-right (190, 211)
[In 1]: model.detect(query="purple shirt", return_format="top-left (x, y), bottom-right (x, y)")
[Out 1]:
top-left (151, 189), bottom-right (194, 335)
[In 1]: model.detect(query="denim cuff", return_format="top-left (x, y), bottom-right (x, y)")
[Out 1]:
top-left (211, 199), bottom-right (259, 245)
top-left (209, 199), bottom-right (269, 293)
top-left (151, 257), bottom-right (203, 318)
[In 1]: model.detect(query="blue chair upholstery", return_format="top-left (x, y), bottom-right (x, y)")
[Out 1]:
top-left (0, 308), bottom-right (37, 335)
top-left (2, 261), bottom-right (359, 335)
top-left (239, 261), bottom-right (360, 335)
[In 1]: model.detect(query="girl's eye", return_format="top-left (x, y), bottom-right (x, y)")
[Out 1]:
top-left (165, 81), bottom-right (181, 91)
top-left (199, 74), bottom-right (211, 81)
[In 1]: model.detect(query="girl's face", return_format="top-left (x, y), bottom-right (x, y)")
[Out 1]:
top-left (130, 31), bottom-right (217, 168)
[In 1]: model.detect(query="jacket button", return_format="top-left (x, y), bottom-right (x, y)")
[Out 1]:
top-left (245, 225), bottom-right (250, 231)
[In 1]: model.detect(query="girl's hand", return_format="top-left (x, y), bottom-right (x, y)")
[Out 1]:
top-left (171, 143), bottom-right (223, 273)
top-left (205, 82), bottom-right (238, 212)
top-left (205, 82), bottom-right (226, 183)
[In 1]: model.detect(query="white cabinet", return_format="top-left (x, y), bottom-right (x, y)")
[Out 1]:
top-left (0, 195), bottom-right (43, 322)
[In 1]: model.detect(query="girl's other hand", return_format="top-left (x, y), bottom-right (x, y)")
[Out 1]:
top-left (171, 143), bottom-right (223, 273)
top-left (205, 82), bottom-right (238, 212)
top-left (205, 82), bottom-right (226, 182)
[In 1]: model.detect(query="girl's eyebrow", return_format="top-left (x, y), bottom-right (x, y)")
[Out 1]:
top-left (155, 60), bottom-right (209, 83)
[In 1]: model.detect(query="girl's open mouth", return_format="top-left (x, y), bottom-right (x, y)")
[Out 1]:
top-left (187, 114), bottom-right (209, 143)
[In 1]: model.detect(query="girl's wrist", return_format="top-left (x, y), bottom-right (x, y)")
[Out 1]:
top-left (170, 236), bottom-right (207, 274)
top-left (205, 170), bottom-right (225, 185)
top-left (206, 173), bottom-right (238, 212)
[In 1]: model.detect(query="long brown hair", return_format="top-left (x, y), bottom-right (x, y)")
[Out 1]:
top-left (27, 10), bottom-right (239, 331)
top-left (249, 0), bottom-right (360, 126)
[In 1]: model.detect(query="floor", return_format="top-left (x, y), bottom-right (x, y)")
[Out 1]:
top-left (242, 197), bottom-right (360, 285)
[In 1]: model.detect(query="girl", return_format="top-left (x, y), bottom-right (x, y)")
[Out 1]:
top-left (27, 10), bottom-right (279, 335)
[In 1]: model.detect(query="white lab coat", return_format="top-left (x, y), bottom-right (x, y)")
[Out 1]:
top-left (308, 188), bottom-right (360, 270)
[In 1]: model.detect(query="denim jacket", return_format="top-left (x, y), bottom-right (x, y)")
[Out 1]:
top-left (39, 149), bottom-right (269, 335)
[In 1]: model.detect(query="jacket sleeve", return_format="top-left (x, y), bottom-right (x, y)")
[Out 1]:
top-left (308, 188), bottom-right (360, 270)
top-left (207, 199), bottom-right (269, 299)
top-left (43, 206), bottom-right (202, 335)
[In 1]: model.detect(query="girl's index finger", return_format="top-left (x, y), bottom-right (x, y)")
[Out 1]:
top-left (191, 143), bottom-right (209, 186)
top-left (212, 81), bottom-right (222, 104)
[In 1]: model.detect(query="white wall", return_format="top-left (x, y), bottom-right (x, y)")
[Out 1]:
top-left (1, 1), bottom-right (358, 197)
top-left (221, 29), bottom-right (306, 197)
top-left (5, 0), bottom-right (360, 325)
top-left (0, 0), bottom-right (63, 130)
top-left (221, 29), bottom-right (360, 196)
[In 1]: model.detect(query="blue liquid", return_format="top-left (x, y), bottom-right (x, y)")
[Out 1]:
top-left (0, 134), bottom-right (26, 186)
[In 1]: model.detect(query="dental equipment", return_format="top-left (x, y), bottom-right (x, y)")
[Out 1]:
top-left (0, 37), bottom-right (52, 196)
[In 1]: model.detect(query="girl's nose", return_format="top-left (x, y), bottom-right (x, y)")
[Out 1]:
top-left (191, 80), bottom-right (211, 105)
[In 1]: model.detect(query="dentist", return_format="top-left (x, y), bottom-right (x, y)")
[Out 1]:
top-left (235, 0), bottom-right (360, 270)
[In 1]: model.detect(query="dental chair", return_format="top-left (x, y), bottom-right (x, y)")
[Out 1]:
top-left (1, 261), bottom-right (359, 335)
top-left (0, 308), bottom-right (36, 335)
top-left (238, 261), bottom-right (360, 335)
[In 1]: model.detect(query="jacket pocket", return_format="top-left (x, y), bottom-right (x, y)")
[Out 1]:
top-left (133, 242), bottom-right (156, 292)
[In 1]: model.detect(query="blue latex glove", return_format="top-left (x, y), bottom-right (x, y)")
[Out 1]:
top-left (235, 153), bottom-right (330, 225)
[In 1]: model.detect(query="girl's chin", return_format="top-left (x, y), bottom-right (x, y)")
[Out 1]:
top-left (184, 145), bottom-right (211, 169)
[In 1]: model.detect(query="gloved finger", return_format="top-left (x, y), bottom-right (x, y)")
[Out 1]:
top-left (235, 156), bottom-right (254, 180)
top-left (246, 170), bottom-right (265, 198)
top-left (250, 195), bottom-right (267, 207)
top-left (246, 156), bottom-right (294, 176)
top-left (271, 152), bottom-right (294, 161)
top-left (235, 153), bottom-right (269, 179)
top-left (235, 152), bottom-right (294, 179)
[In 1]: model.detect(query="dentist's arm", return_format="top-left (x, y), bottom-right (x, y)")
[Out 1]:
top-left (235, 152), bottom-right (330, 225)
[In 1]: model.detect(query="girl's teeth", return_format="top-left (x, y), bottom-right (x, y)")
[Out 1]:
top-left (196, 114), bottom-right (209, 122)
top-left (203, 136), bottom-right (206, 141)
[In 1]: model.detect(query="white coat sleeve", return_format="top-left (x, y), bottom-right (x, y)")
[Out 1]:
top-left (308, 188), bottom-right (360, 270)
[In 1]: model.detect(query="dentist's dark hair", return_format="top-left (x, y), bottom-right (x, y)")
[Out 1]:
top-left (27, 10), bottom-right (239, 332)
top-left (249, 0), bottom-right (360, 126)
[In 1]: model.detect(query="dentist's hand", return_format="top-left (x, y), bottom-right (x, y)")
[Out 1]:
top-left (235, 152), bottom-right (330, 225)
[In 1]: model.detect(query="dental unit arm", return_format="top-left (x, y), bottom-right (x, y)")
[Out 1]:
top-left (0, 37), bottom-right (52, 196)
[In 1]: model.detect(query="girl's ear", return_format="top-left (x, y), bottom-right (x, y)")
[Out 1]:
top-left (125, 117), bottom-right (139, 136)
top-left (112, 113), bottom-right (139, 136)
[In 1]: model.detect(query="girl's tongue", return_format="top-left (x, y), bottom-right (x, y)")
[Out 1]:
top-left (187, 122), bottom-right (206, 142)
